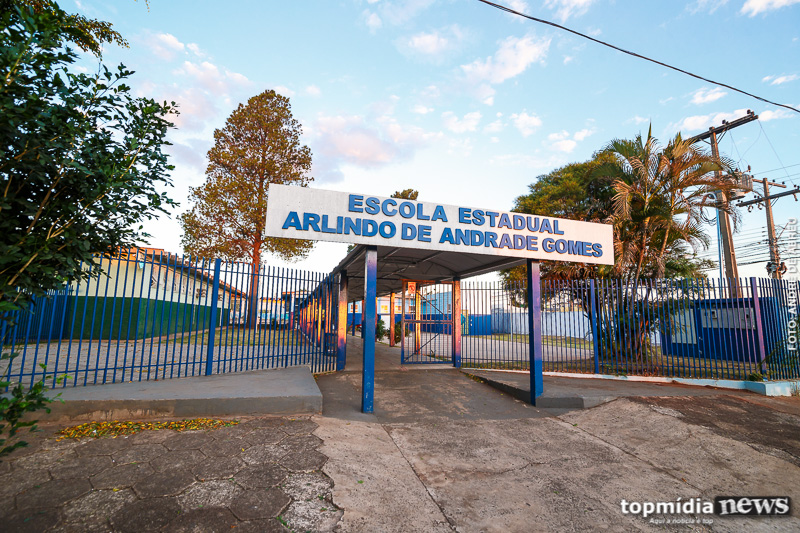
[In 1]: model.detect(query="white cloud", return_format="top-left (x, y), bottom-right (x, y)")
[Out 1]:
top-left (461, 34), bottom-right (550, 85)
top-left (305, 85), bottom-right (322, 96)
top-left (145, 32), bottom-right (185, 61)
top-left (186, 43), bottom-right (204, 58)
top-left (412, 105), bottom-right (434, 114)
top-left (175, 61), bottom-right (251, 95)
top-left (505, 0), bottom-right (530, 19)
top-left (550, 139), bottom-right (577, 153)
top-left (379, 0), bottom-right (436, 26)
top-left (489, 153), bottom-right (564, 169)
top-left (691, 87), bottom-right (727, 105)
top-left (548, 130), bottom-right (569, 141)
top-left (563, 55), bottom-right (574, 65)
top-left (273, 85), bottom-right (295, 97)
top-left (409, 26), bottom-right (466, 57)
top-left (511, 112), bottom-right (542, 137)
top-left (687, 0), bottom-right (729, 14)
top-left (309, 113), bottom-right (438, 182)
top-left (759, 108), bottom-right (794, 121)
top-left (742, 0), bottom-right (800, 16)
top-left (763, 74), bottom-right (799, 85)
top-left (363, 10), bottom-right (382, 32)
top-left (544, 0), bottom-right (598, 22)
top-left (484, 119), bottom-right (504, 133)
top-left (442, 111), bottom-right (482, 133)
top-left (628, 115), bottom-right (650, 125)
top-left (672, 108), bottom-right (758, 132)
top-left (573, 128), bottom-right (594, 141)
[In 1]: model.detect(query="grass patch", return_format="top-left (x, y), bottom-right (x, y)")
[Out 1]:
top-left (56, 417), bottom-right (239, 440)
top-left (469, 334), bottom-right (592, 350)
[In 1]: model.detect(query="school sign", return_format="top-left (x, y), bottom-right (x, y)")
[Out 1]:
top-left (264, 184), bottom-right (614, 264)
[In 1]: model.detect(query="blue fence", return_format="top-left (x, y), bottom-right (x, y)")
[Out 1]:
top-left (459, 277), bottom-right (800, 381)
top-left (1, 249), bottom-right (339, 388)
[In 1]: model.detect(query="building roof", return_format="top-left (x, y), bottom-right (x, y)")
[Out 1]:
top-left (332, 244), bottom-right (525, 300)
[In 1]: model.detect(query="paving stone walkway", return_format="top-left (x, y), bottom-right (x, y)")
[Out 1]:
top-left (0, 417), bottom-right (342, 532)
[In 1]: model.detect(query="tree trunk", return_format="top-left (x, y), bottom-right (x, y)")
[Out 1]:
top-left (247, 239), bottom-right (262, 329)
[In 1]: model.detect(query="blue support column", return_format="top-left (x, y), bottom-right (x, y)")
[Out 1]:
top-left (205, 258), bottom-right (222, 376)
top-left (750, 277), bottom-right (767, 374)
top-left (337, 272), bottom-right (348, 371)
top-left (362, 246), bottom-right (378, 413)
top-left (590, 279), bottom-right (600, 374)
top-left (526, 259), bottom-right (543, 403)
top-left (452, 277), bottom-right (462, 368)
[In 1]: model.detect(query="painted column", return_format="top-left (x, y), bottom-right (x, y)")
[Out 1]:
top-left (362, 246), bottom-right (377, 413)
top-left (414, 291), bottom-right (422, 354)
top-left (452, 278), bottom-right (461, 368)
top-left (526, 259), bottom-right (543, 403)
top-left (360, 299), bottom-right (365, 338)
top-left (389, 292), bottom-right (396, 347)
top-left (337, 272), bottom-right (348, 371)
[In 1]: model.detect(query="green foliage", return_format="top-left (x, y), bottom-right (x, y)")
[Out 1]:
top-left (0, 5), bottom-right (177, 318)
top-left (0, 354), bottom-right (59, 458)
top-left (7, 0), bottom-right (133, 57)
top-left (179, 89), bottom-right (314, 264)
top-left (392, 322), bottom-right (409, 344)
top-left (375, 318), bottom-right (387, 341)
top-left (392, 189), bottom-right (419, 200)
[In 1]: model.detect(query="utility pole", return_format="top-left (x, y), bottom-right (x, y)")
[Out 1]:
top-left (738, 179), bottom-right (800, 280)
top-left (687, 110), bottom-right (758, 281)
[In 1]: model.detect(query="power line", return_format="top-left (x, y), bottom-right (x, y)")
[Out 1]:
top-left (476, 0), bottom-right (800, 115)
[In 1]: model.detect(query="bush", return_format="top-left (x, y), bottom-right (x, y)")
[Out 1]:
top-left (376, 318), bottom-right (387, 341)
top-left (393, 323), bottom-right (410, 344)
top-left (1, 354), bottom-right (60, 458)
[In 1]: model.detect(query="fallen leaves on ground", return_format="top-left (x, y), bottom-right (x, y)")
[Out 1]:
top-left (55, 418), bottom-right (239, 440)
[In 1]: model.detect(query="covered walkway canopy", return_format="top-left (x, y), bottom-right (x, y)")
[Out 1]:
top-left (332, 244), bottom-right (526, 297)
top-left (331, 244), bottom-right (543, 415)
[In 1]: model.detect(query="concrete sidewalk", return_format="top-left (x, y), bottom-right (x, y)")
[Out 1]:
top-left (38, 366), bottom-right (322, 422)
top-left (462, 368), bottom-right (767, 409)
top-left (3, 334), bottom-right (799, 532)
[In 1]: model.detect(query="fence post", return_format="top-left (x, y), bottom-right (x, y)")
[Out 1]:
top-left (337, 272), bottom-right (348, 371)
top-left (590, 279), bottom-right (600, 374)
top-left (205, 258), bottom-right (222, 376)
top-left (452, 277), bottom-right (461, 368)
top-left (526, 259), bottom-right (543, 403)
top-left (750, 277), bottom-right (767, 375)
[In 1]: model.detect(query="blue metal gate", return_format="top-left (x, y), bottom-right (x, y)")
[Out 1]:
top-left (400, 280), bottom-right (455, 364)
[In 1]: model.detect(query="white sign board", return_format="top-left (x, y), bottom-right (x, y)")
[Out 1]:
top-left (264, 185), bottom-right (614, 265)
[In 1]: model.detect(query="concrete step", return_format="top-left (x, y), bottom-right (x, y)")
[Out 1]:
top-left (37, 366), bottom-right (323, 422)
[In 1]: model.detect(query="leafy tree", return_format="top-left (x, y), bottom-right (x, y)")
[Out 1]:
top-left (603, 130), bottom-right (733, 285)
top-left (6, 0), bottom-right (133, 56)
top-left (1, 4), bottom-right (174, 456)
top-left (0, 5), bottom-right (176, 319)
top-left (179, 90), bottom-right (314, 328)
top-left (393, 188), bottom-right (419, 200)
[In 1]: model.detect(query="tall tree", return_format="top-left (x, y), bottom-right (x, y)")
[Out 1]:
top-left (7, 0), bottom-right (132, 56)
top-left (180, 90), bottom-right (313, 327)
top-left (392, 189), bottom-right (418, 200)
top-left (0, 4), bottom-right (177, 318)
top-left (603, 129), bottom-right (734, 286)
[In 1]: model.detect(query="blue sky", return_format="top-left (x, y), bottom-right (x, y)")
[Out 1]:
top-left (65, 0), bottom-right (800, 279)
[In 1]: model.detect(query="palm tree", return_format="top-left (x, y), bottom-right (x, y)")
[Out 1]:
top-left (599, 127), bottom-right (737, 370)
top-left (603, 128), bottom-right (735, 287)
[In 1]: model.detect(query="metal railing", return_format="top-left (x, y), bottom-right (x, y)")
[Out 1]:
top-left (459, 277), bottom-right (800, 381)
top-left (1, 249), bottom-right (339, 388)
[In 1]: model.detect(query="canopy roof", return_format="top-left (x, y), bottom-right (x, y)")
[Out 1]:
top-left (332, 244), bottom-right (526, 299)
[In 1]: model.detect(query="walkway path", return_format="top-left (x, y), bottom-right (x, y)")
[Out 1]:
top-left (1, 334), bottom-right (798, 531)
